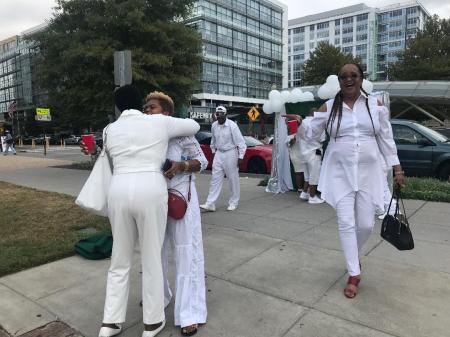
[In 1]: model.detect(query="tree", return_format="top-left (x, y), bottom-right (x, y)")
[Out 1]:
top-left (301, 42), bottom-right (361, 86)
top-left (32, 0), bottom-right (202, 131)
top-left (388, 16), bottom-right (450, 81)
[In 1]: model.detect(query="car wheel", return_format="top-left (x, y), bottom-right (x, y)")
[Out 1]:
top-left (438, 162), bottom-right (450, 181)
top-left (247, 157), bottom-right (266, 174)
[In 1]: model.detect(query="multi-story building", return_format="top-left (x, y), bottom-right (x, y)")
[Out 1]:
top-left (187, 0), bottom-right (288, 117)
top-left (0, 24), bottom-right (46, 135)
top-left (1, 0), bottom-right (288, 132)
top-left (288, 1), bottom-right (430, 86)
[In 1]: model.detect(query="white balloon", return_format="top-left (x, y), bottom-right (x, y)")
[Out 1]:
top-left (326, 75), bottom-right (339, 85)
top-left (290, 88), bottom-right (303, 103)
top-left (362, 79), bottom-right (373, 94)
top-left (271, 98), bottom-right (284, 112)
top-left (262, 101), bottom-right (273, 114)
top-left (317, 84), bottom-right (333, 100)
top-left (268, 90), bottom-right (281, 101)
top-left (302, 91), bottom-right (315, 101)
top-left (280, 90), bottom-right (291, 103)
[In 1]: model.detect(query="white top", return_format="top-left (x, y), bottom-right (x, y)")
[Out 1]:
top-left (166, 136), bottom-right (208, 190)
top-left (106, 109), bottom-right (200, 174)
top-left (300, 94), bottom-right (399, 209)
top-left (210, 119), bottom-right (247, 159)
top-left (298, 116), bottom-right (325, 162)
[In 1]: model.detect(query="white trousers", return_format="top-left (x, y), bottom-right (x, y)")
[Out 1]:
top-left (162, 182), bottom-right (207, 327)
top-left (104, 172), bottom-right (167, 325)
top-left (335, 190), bottom-right (375, 276)
top-left (299, 154), bottom-right (322, 185)
top-left (3, 143), bottom-right (16, 155)
top-left (206, 150), bottom-right (240, 207)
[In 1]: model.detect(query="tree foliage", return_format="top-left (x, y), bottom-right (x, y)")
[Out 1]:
top-left (388, 16), bottom-right (450, 81)
top-left (32, 0), bottom-right (202, 131)
top-left (301, 42), bottom-right (361, 86)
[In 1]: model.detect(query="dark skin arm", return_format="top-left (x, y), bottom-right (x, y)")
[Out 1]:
top-left (164, 159), bottom-right (201, 179)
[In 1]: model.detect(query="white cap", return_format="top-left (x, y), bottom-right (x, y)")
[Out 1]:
top-left (215, 106), bottom-right (227, 114)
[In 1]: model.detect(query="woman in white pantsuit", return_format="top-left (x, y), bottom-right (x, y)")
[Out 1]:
top-left (98, 85), bottom-right (199, 337)
top-left (144, 91), bottom-right (207, 336)
top-left (286, 64), bottom-right (405, 299)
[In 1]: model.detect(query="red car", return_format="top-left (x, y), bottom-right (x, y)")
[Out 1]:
top-left (195, 131), bottom-right (272, 174)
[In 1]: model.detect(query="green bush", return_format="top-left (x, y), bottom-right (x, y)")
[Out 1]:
top-left (401, 177), bottom-right (450, 202)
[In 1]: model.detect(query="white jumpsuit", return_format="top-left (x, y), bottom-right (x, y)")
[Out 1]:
top-left (161, 136), bottom-right (208, 327)
top-left (103, 109), bottom-right (199, 325)
top-left (301, 95), bottom-right (399, 276)
top-left (205, 119), bottom-right (246, 208)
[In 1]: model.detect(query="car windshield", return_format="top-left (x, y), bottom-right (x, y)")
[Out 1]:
top-left (414, 124), bottom-right (449, 143)
top-left (244, 136), bottom-right (263, 147)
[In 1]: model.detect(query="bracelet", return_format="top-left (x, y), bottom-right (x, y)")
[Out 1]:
top-left (184, 161), bottom-right (190, 172)
top-left (394, 170), bottom-right (404, 175)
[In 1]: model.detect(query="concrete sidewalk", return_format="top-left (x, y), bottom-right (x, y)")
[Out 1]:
top-left (1, 155), bottom-right (450, 337)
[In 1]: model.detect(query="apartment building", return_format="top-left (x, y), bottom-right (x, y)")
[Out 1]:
top-left (288, 1), bottom-right (430, 86)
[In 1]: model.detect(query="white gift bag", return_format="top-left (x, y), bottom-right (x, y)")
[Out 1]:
top-left (76, 126), bottom-right (112, 217)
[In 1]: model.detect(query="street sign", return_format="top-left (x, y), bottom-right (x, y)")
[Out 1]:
top-left (36, 108), bottom-right (51, 116)
top-left (247, 107), bottom-right (260, 122)
top-left (35, 115), bottom-right (52, 121)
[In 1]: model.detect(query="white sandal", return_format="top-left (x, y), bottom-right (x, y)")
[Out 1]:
top-left (142, 320), bottom-right (165, 337)
top-left (98, 324), bottom-right (122, 337)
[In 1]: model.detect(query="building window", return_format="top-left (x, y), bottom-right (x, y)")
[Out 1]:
top-left (342, 36), bottom-right (353, 44)
top-left (390, 9), bottom-right (403, 18)
top-left (248, 0), bottom-right (259, 18)
top-left (356, 34), bottom-right (367, 41)
top-left (292, 27), bottom-right (305, 34)
top-left (342, 46), bottom-right (352, 54)
top-left (317, 22), bottom-right (329, 30)
top-left (342, 17), bottom-right (353, 25)
top-left (357, 24), bottom-right (368, 32)
top-left (342, 27), bottom-right (353, 34)
top-left (406, 7), bottom-right (418, 15)
top-left (335, 19), bottom-right (341, 25)
top-left (357, 13), bottom-right (368, 21)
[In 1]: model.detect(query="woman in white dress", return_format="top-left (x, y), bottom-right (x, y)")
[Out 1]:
top-left (144, 91), bottom-right (207, 336)
top-left (98, 85), bottom-right (200, 337)
top-left (285, 64), bottom-right (405, 298)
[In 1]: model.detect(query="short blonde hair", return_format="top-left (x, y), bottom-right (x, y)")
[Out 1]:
top-left (145, 91), bottom-right (174, 114)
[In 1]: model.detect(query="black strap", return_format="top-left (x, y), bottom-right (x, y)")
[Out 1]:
top-left (386, 185), bottom-right (410, 227)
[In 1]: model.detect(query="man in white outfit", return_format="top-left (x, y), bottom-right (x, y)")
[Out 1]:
top-left (200, 106), bottom-right (246, 211)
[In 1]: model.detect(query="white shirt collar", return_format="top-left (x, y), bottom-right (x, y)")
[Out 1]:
top-left (120, 109), bottom-right (143, 117)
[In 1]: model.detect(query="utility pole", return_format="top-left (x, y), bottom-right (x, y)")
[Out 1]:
top-left (113, 51), bottom-right (132, 120)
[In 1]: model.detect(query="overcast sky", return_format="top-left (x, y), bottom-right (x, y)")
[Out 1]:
top-left (1, 0), bottom-right (449, 41)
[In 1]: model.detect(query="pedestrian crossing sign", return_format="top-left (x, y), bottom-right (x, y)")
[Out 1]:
top-left (247, 107), bottom-right (260, 122)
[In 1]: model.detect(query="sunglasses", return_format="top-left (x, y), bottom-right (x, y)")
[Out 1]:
top-left (338, 74), bottom-right (361, 81)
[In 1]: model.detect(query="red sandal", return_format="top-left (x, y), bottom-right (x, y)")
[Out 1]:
top-left (344, 276), bottom-right (360, 299)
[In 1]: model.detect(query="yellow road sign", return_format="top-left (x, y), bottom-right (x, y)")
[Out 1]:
top-left (36, 108), bottom-right (51, 116)
top-left (247, 107), bottom-right (260, 122)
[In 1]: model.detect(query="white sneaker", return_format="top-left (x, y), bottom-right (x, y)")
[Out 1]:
top-left (299, 191), bottom-right (310, 200)
top-left (142, 320), bottom-right (165, 337)
top-left (227, 204), bottom-right (237, 211)
top-left (99, 324), bottom-right (122, 337)
top-left (200, 203), bottom-right (215, 212)
top-left (308, 195), bottom-right (325, 204)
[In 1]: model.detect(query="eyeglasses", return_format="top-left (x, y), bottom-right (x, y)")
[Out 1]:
top-left (338, 74), bottom-right (361, 81)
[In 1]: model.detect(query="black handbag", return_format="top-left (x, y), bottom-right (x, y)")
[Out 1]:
top-left (380, 186), bottom-right (414, 250)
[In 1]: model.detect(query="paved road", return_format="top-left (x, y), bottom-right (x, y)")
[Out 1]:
top-left (1, 155), bottom-right (449, 337)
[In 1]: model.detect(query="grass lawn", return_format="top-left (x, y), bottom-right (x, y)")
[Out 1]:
top-left (0, 181), bottom-right (110, 277)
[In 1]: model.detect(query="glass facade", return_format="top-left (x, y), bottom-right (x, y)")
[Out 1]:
top-left (0, 36), bottom-right (40, 128)
top-left (188, 0), bottom-right (284, 99)
top-left (288, 2), bottom-right (429, 85)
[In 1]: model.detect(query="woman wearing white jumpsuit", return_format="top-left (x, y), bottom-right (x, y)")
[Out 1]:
top-left (99, 85), bottom-right (200, 337)
top-left (144, 91), bottom-right (207, 336)
top-left (289, 64), bottom-right (405, 299)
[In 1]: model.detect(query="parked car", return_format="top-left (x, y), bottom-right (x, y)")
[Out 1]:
top-left (63, 135), bottom-right (81, 145)
top-left (434, 128), bottom-right (450, 139)
top-left (391, 120), bottom-right (450, 180)
top-left (195, 131), bottom-right (272, 174)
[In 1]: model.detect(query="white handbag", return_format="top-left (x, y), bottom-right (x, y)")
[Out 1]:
top-left (75, 126), bottom-right (112, 217)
